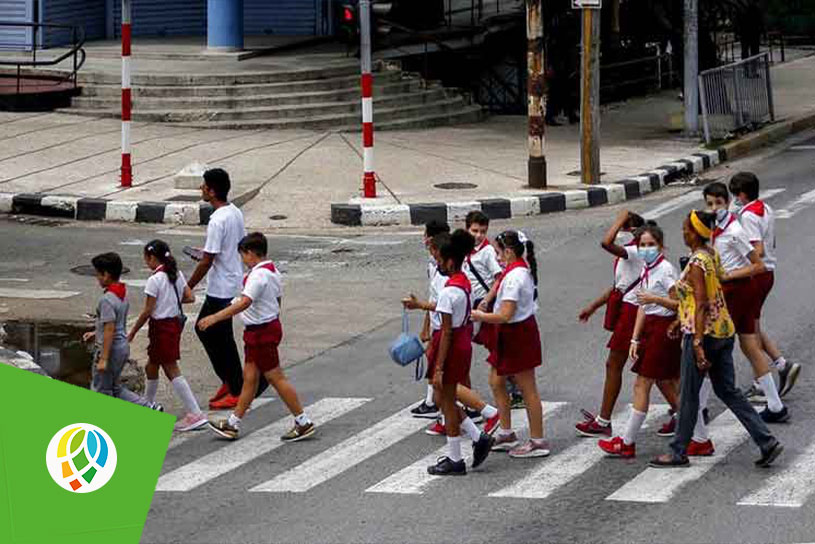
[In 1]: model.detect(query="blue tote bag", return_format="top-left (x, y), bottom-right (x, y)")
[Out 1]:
top-left (389, 309), bottom-right (425, 381)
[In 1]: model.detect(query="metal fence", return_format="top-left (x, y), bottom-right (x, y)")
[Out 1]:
top-left (698, 52), bottom-right (775, 144)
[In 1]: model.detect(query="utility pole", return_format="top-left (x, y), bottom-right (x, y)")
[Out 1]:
top-left (526, 0), bottom-right (546, 189)
top-left (578, 0), bottom-right (601, 185)
top-left (120, 0), bottom-right (132, 188)
top-left (359, 0), bottom-right (376, 198)
top-left (683, 0), bottom-right (699, 135)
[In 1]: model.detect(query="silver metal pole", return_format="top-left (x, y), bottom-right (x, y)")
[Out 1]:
top-left (698, 73), bottom-right (711, 144)
top-left (683, 0), bottom-right (699, 135)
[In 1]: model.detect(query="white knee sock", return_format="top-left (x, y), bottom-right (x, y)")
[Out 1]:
top-left (481, 405), bottom-right (498, 419)
top-left (623, 409), bottom-right (647, 446)
top-left (171, 377), bottom-right (202, 415)
top-left (699, 377), bottom-right (712, 410)
top-left (757, 373), bottom-right (784, 412)
top-left (461, 417), bottom-right (481, 441)
top-left (425, 385), bottom-right (435, 406)
top-left (145, 379), bottom-right (159, 404)
top-left (447, 436), bottom-right (463, 462)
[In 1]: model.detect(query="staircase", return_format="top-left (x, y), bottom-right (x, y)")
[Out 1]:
top-left (61, 63), bottom-right (483, 131)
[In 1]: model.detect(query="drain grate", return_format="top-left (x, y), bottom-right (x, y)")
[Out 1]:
top-left (6, 215), bottom-right (68, 227)
top-left (167, 194), bottom-right (203, 202)
top-left (70, 265), bottom-right (130, 277)
top-left (434, 182), bottom-right (478, 190)
top-left (269, 215), bottom-right (288, 221)
top-left (567, 170), bottom-right (606, 177)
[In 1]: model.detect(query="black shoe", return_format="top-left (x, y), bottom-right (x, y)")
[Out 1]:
top-left (755, 440), bottom-right (784, 468)
top-left (471, 432), bottom-right (494, 469)
top-left (778, 362), bottom-right (802, 398)
top-left (465, 408), bottom-right (483, 424)
top-left (427, 456), bottom-right (466, 476)
top-left (702, 408), bottom-right (710, 425)
top-left (760, 406), bottom-right (790, 424)
top-left (648, 453), bottom-right (690, 468)
top-left (410, 401), bottom-right (440, 419)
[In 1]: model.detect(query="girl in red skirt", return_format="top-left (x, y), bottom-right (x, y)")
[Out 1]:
top-left (598, 225), bottom-right (682, 458)
top-left (472, 230), bottom-right (548, 458)
top-left (128, 240), bottom-right (206, 431)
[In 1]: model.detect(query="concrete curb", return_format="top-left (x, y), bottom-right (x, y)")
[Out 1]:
top-left (331, 150), bottom-right (722, 227)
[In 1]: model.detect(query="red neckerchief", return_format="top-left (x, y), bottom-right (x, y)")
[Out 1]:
top-left (106, 282), bottom-right (127, 301)
top-left (712, 212), bottom-right (737, 243)
top-left (740, 200), bottom-right (765, 218)
top-left (445, 271), bottom-right (472, 293)
top-left (640, 254), bottom-right (665, 288)
top-left (470, 238), bottom-right (490, 256)
top-left (494, 259), bottom-right (528, 292)
top-left (243, 261), bottom-right (277, 287)
top-left (613, 240), bottom-right (638, 275)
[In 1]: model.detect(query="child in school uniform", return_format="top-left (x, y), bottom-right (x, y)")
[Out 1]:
top-left (127, 240), bottom-right (207, 432)
top-left (202, 233), bottom-right (314, 442)
top-left (472, 230), bottom-right (549, 458)
top-left (598, 225), bottom-right (682, 458)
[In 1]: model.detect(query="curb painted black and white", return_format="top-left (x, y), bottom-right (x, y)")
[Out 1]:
top-left (331, 149), bottom-right (723, 227)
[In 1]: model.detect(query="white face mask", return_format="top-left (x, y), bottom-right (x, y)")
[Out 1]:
top-left (616, 231), bottom-right (634, 245)
top-left (715, 208), bottom-right (729, 224)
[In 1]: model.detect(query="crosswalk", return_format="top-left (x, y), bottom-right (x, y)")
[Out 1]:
top-left (155, 397), bottom-right (815, 509)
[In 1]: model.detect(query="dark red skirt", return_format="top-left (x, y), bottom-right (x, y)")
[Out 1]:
top-left (487, 315), bottom-right (542, 377)
top-left (722, 278), bottom-right (760, 334)
top-left (631, 314), bottom-right (681, 380)
top-left (243, 319), bottom-right (283, 373)
top-left (754, 271), bottom-right (775, 317)
top-left (607, 302), bottom-right (638, 353)
top-left (148, 317), bottom-right (182, 367)
top-left (426, 325), bottom-right (473, 386)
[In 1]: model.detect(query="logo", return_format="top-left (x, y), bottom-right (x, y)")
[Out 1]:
top-left (45, 423), bottom-right (118, 493)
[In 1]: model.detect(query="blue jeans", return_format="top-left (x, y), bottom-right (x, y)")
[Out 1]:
top-left (670, 334), bottom-right (776, 459)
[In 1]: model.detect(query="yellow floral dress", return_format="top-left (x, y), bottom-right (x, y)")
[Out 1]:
top-left (675, 249), bottom-right (735, 339)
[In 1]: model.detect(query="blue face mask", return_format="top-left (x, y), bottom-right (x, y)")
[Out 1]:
top-left (638, 247), bottom-right (660, 264)
top-left (732, 200), bottom-right (745, 211)
top-left (715, 208), bottom-right (729, 223)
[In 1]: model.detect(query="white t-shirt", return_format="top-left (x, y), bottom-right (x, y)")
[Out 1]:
top-left (204, 203), bottom-right (247, 299)
top-left (739, 201), bottom-right (777, 271)
top-left (713, 215), bottom-right (754, 273)
top-left (144, 270), bottom-right (187, 320)
top-left (464, 241), bottom-right (502, 302)
top-left (638, 259), bottom-right (678, 317)
top-left (496, 266), bottom-right (538, 323)
top-left (615, 246), bottom-right (643, 306)
top-left (428, 265), bottom-right (448, 331)
top-left (240, 261), bottom-right (282, 326)
top-left (435, 285), bottom-right (470, 328)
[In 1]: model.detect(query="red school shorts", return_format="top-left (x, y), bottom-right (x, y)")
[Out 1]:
top-left (722, 278), bottom-right (760, 335)
top-left (243, 319), bottom-right (283, 373)
top-left (426, 326), bottom-right (473, 386)
top-left (606, 302), bottom-right (638, 353)
top-left (631, 314), bottom-right (682, 380)
top-left (754, 271), bottom-right (775, 318)
top-left (148, 317), bottom-right (182, 367)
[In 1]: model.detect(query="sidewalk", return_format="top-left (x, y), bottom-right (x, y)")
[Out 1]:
top-left (1, 52), bottom-right (813, 230)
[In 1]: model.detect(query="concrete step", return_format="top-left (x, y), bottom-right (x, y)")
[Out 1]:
top-left (64, 89), bottom-right (455, 122)
top-left (371, 105), bottom-right (485, 130)
top-left (72, 80), bottom-right (429, 110)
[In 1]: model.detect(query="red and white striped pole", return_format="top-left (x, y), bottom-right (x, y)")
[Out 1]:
top-left (359, 0), bottom-right (376, 198)
top-left (120, 0), bottom-right (132, 188)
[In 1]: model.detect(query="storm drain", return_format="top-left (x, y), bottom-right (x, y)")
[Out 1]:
top-left (434, 182), bottom-right (478, 190)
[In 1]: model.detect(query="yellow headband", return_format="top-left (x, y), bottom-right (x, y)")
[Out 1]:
top-left (690, 210), bottom-right (712, 239)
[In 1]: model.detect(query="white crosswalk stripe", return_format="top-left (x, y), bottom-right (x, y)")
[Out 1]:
top-left (367, 402), bottom-right (568, 495)
top-left (775, 188), bottom-right (815, 219)
top-left (156, 397), bottom-right (370, 492)
top-left (643, 188), bottom-right (786, 221)
top-left (249, 403), bottom-right (434, 493)
top-left (738, 440), bottom-right (815, 508)
top-left (606, 410), bottom-right (749, 503)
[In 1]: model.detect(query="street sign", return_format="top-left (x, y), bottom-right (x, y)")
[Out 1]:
top-left (572, 0), bottom-right (601, 8)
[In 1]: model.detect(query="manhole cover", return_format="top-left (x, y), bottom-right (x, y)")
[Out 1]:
top-left (566, 170), bottom-right (606, 177)
top-left (269, 215), bottom-right (288, 221)
top-left (70, 265), bottom-right (130, 277)
top-left (434, 182), bottom-right (478, 190)
top-left (167, 194), bottom-right (202, 202)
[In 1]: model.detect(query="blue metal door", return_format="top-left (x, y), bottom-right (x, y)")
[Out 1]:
top-left (0, 0), bottom-right (33, 50)
top-left (244, 0), bottom-right (321, 36)
top-left (112, 0), bottom-right (206, 37)
top-left (42, 0), bottom-right (106, 47)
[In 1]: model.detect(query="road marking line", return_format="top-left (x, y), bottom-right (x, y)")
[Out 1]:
top-left (367, 402), bottom-right (568, 495)
top-left (606, 410), bottom-right (748, 503)
top-left (738, 440), bottom-right (815, 507)
top-left (0, 278), bottom-right (29, 283)
top-left (0, 288), bottom-right (80, 299)
top-left (166, 397), bottom-right (275, 451)
top-left (489, 405), bottom-right (667, 499)
top-left (250, 403), bottom-right (433, 493)
top-left (789, 145), bottom-right (815, 150)
top-left (776, 188), bottom-right (815, 219)
top-left (644, 190), bottom-right (702, 220)
top-left (156, 397), bottom-right (370, 492)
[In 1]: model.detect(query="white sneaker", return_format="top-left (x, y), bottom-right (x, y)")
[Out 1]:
top-left (176, 412), bottom-right (208, 432)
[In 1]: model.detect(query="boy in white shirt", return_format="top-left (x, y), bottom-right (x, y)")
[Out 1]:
top-left (201, 233), bottom-right (314, 442)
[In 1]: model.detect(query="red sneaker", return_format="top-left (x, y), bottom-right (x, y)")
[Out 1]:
top-left (657, 416), bottom-right (677, 437)
top-left (483, 414), bottom-right (500, 436)
top-left (209, 394), bottom-right (239, 411)
top-left (425, 421), bottom-right (446, 436)
top-left (209, 383), bottom-right (229, 404)
top-left (598, 436), bottom-right (636, 458)
top-left (687, 439), bottom-right (715, 456)
top-left (576, 416), bottom-right (612, 437)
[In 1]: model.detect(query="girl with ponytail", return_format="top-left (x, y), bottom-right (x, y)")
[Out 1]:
top-left (128, 240), bottom-right (207, 432)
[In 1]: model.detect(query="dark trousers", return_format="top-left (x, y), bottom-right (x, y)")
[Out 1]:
top-left (196, 296), bottom-right (268, 398)
top-left (670, 335), bottom-right (775, 459)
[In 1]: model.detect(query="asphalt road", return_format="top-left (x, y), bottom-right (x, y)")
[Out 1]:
top-left (2, 133), bottom-right (815, 544)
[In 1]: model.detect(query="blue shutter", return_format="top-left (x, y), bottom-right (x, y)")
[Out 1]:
top-left (0, 0), bottom-right (33, 50)
top-left (113, 0), bottom-right (206, 37)
top-left (42, 0), bottom-right (106, 47)
top-left (244, 0), bottom-right (319, 36)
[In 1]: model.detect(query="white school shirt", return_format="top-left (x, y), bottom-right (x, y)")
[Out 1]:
top-left (240, 261), bottom-right (282, 326)
top-left (738, 201), bottom-right (777, 271)
top-left (496, 265), bottom-right (538, 323)
top-left (428, 265), bottom-right (448, 331)
top-left (713, 214), bottom-right (754, 273)
top-left (435, 285), bottom-right (470, 328)
top-left (203, 203), bottom-right (247, 299)
top-left (144, 269), bottom-right (188, 320)
top-left (615, 245), bottom-right (643, 306)
top-left (463, 240), bottom-right (502, 301)
top-left (638, 258), bottom-right (678, 317)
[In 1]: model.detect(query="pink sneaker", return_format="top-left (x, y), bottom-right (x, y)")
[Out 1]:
top-left (491, 431), bottom-right (520, 451)
top-left (176, 412), bottom-right (208, 432)
top-left (509, 439), bottom-right (551, 458)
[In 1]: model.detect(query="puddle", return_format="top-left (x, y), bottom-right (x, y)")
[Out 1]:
top-left (1, 320), bottom-right (92, 387)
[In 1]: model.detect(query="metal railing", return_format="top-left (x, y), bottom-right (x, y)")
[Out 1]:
top-left (698, 52), bottom-right (774, 144)
top-left (600, 45), bottom-right (676, 97)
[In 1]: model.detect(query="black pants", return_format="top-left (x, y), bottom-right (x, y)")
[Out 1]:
top-left (196, 296), bottom-right (268, 398)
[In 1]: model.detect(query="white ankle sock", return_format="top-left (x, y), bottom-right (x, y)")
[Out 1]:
top-left (227, 413), bottom-right (241, 428)
top-left (595, 415), bottom-right (611, 427)
top-left (481, 405), bottom-right (498, 419)
top-left (699, 377), bottom-right (712, 410)
top-left (773, 357), bottom-right (787, 371)
top-left (758, 373), bottom-right (784, 412)
top-left (461, 417), bottom-right (481, 441)
top-left (497, 427), bottom-right (514, 438)
top-left (294, 413), bottom-right (311, 427)
top-left (447, 436), bottom-right (463, 462)
top-left (623, 409), bottom-right (647, 446)
top-left (692, 406), bottom-right (709, 442)
top-left (425, 385), bottom-right (435, 406)
top-left (145, 379), bottom-right (159, 404)
top-left (171, 377), bottom-right (202, 415)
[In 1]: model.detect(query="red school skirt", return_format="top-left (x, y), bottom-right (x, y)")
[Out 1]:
top-left (722, 277), bottom-right (760, 335)
top-left (487, 315), bottom-right (542, 377)
top-left (631, 314), bottom-right (681, 380)
top-left (754, 271), bottom-right (775, 317)
top-left (243, 319), bottom-right (283, 373)
top-left (148, 317), bottom-right (182, 367)
top-left (426, 325), bottom-right (473, 386)
top-left (607, 302), bottom-right (638, 353)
